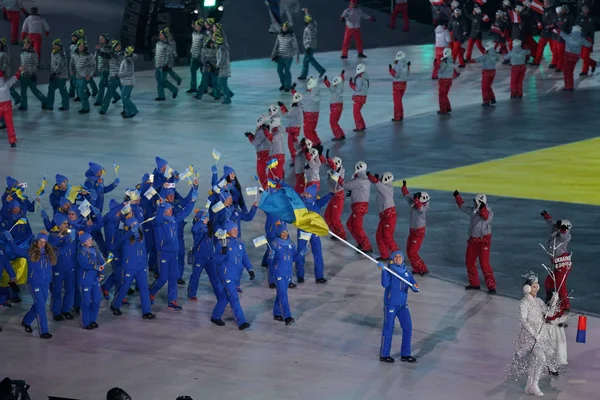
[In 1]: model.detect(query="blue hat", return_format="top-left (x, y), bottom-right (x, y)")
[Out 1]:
top-left (79, 232), bottom-right (92, 243)
top-left (195, 209), bottom-right (206, 220)
top-left (55, 174), bottom-right (68, 184)
top-left (109, 199), bottom-right (121, 211)
top-left (141, 173), bottom-right (150, 183)
top-left (8, 199), bottom-right (20, 209)
top-left (155, 157), bottom-right (168, 169)
top-left (125, 218), bottom-right (139, 228)
top-left (37, 231), bottom-right (49, 241)
top-left (54, 214), bottom-right (69, 227)
top-left (164, 188), bottom-right (175, 197)
top-left (68, 207), bottom-right (80, 217)
top-left (222, 191), bottom-right (232, 200)
top-left (224, 219), bottom-right (237, 232)
top-left (391, 251), bottom-right (405, 265)
top-left (6, 176), bottom-right (18, 188)
top-left (59, 197), bottom-right (71, 208)
top-left (88, 162), bottom-right (103, 175)
top-left (223, 165), bottom-right (235, 177)
top-left (305, 184), bottom-right (318, 198)
top-left (275, 221), bottom-right (288, 236)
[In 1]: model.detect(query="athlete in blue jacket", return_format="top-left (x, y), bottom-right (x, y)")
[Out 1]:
top-left (139, 173), bottom-right (159, 273)
top-left (76, 232), bottom-right (105, 330)
top-left (269, 222), bottom-right (305, 325)
top-left (110, 218), bottom-right (155, 320)
top-left (49, 174), bottom-right (69, 212)
top-left (49, 214), bottom-right (77, 321)
top-left (212, 220), bottom-right (254, 329)
top-left (377, 251), bottom-right (419, 364)
top-left (0, 246), bottom-right (16, 312)
top-left (101, 199), bottom-right (124, 299)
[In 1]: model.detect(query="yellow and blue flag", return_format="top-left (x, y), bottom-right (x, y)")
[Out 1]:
top-left (211, 201), bottom-right (225, 213)
top-left (66, 184), bottom-right (84, 203)
top-left (258, 186), bottom-right (329, 236)
top-left (212, 149), bottom-right (221, 161)
top-left (267, 158), bottom-right (278, 169)
top-left (253, 236), bottom-right (268, 248)
top-left (36, 176), bottom-right (47, 197)
top-left (267, 179), bottom-right (277, 188)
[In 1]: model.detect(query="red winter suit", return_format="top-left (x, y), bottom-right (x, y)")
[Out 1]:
top-left (305, 149), bottom-right (325, 189)
top-left (293, 141), bottom-right (307, 194)
top-left (475, 49), bottom-right (498, 104)
top-left (559, 30), bottom-right (591, 90)
top-left (578, 12), bottom-right (597, 75)
top-left (21, 13), bottom-right (50, 62)
top-left (0, 70), bottom-right (21, 145)
top-left (323, 74), bottom-right (345, 140)
top-left (533, 7), bottom-right (558, 65)
top-left (389, 0), bottom-right (409, 31)
top-left (340, 5), bottom-right (373, 57)
top-left (454, 193), bottom-right (497, 290)
top-left (432, 25), bottom-right (451, 79)
top-left (349, 71), bottom-right (369, 131)
top-left (368, 175), bottom-right (398, 260)
top-left (324, 160), bottom-right (346, 239)
top-left (554, 11), bottom-right (575, 70)
top-left (505, 45), bottom-right (530, 97)
top-left (344, 171), bottom-right (372, 251)
top-left (541, 212), bottom-right (572, 311)
top-left (437, 56), bottom-right (454, 114)
top-left (247, 125), bottom-right (272, 189)
top-left (401, 185), bottom-right (429, 275)
top-left (266, 121), bottom-right (286, 181)
top-left (389, 60), bottom-right (409, 121)
top-left (296, 86), bottom-right (322, 146)
top-left (3, 0), bottom-right (28, 44)
top-left (449, 14), bottom-right (468, 67)
top-left (280, 102), bottom-right (303, 163)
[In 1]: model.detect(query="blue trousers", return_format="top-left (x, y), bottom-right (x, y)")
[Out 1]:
top-left (217, 77), bottom-right (233, 104)
top-left (112, 268), bottom-right (151, 314)
top-left (215, 279), bottom-right (246, 326)
top-left (99, 77), bottom-right (121, 113)
top-left (299, 48), bottom-right (326, 78)
top-left (296, 235), bottom-right (324, 279)
top-left (96, 70), bottom-right (117, 105)
top-left (380, 304), bottom-right (412, 357)
top-left (177, 226), bottom-right (185, 280)
top-left (150, 253), bottom-right (179, 303)
top-left (20, 76), bottom-right (47, 109)
top-left (51, 269), bottom-right (74, 316)
top-left (0, 286), bottom-right (9, 304)
top-left (155, 68), bottom-right (178, 99)
top-left (80, 283), bottom-right (101, 327)
top-left (121, 85), bottom-right (138, 117)
top-left (73, 267), bottom-right (81, 309)
top-left (144, 227), bottom-right (158, 272)
top-left (189, 57), bottom-right (202, 90)
top-left (23, 284), bottom-right (50, 335)
top-left (263, 248), bottom-right (275, 284)
top-left (196, 71), bottom-right (217, 99)
top-left (101, 252), bottom-right (122, 294)
top-left (167, 68), bottom-right (182, 85)
top-left (273, 276), bottom-right (292, 319)
top-left (276, 57), bottom-right (293, 89)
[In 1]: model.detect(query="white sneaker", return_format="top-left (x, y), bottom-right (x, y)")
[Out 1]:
top-left (530, 384), bottom-right (544, 397)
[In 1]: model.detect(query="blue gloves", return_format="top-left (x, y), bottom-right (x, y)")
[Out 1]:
top-left (377, 262), bottom-right (385, 269)
top-left (92, 207), bottom-right (100, 215)
top-left (211, 165), bottom-right (218, 174)
top-left (114, 177), bottom-right (121, 186)
top-left (411, 285), bottom-right (421, 293)
top-left (41, 209), bottom-right (49, 220)
top-left (268, 251), bottom-right (275, 260)
top-left (2, 231), bottom-right (12, 241)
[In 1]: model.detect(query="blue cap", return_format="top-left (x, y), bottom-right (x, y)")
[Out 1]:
top-left (224, 219), bottom-right (237, 232)
top-left (88, 162), bottom-right (103, 175)
top-left (59, 197), bottom-right (71, 208)
top-left (141, 173), bottom-right (150, 184)
top-left (37, 231), bottom-right (49, 241)
top-left (391, 251), bottom-right (405, 265)
top-left (8, 199), bottom-right (20, 209)
top-left (6, 176), bottom-right (18, 188)
top-left (79, 232), bottom-right (92, 243)
top-left (54, 214), bottom-right (69, 227)
top-left (222, 191), bottom-right (232, 200)
top-left (223, 165), bottom-right (235, 177)
top-left (305, 184), bottom-right (318, 198)
top-left (195, 210), bottom-right (206, 220)
top-left (164, 188), bottom-right (175, 197)
top-left (155, 157), bottom-right (168, 169)
top-left (275, 222), bottom-right (288, 236)
top-left (55, 174), bottom-right (68, 184)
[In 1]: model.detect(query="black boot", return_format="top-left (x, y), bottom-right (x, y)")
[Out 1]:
top-left (274, 315), bottom-right (284, 321)
top-left (177, 279), bottom-right (186, 285)
top-left (40, 332), bottom-right (53, 339)
top-left (297, 277), bottom-right (305, 283)
top-left (400, 356), bottom-right (417, 363)
top-left (62, 312), bottom-right (74, 320)
top-left (488, 289), bottom-right (497, 295)
top-left (315, 277), bottom-right (328, 284)
top-left (143, 313), bottom-right (156, 320)
top-left (285, 317), bottom-right (295, 326)
top-left (211, 318), bottom-right (225, 326)
top-left (238, 322), bottom-right (251, 330)
top-left (110, 306), bottom-right (122, 316)
top-left (53, 314), bottom-right (64, 322)
top-left (83, 324), bottom-right (95, 330)
top-left (379, 356), bottom-right (395, 363)
top-left (288, 282), bottom-right (297, 289)
top-left (269, 283), bottom-right (276, 289)
top-left (21, 321), bottom-right (33, 333)
top-left (186, 88), bottom-right (197, 93)
top-left (127, 288), bottom-right (135, 296)
top-left (91, 322), bottom-right (99, 328)
top-left (464, 285), bottom-right (481, 290)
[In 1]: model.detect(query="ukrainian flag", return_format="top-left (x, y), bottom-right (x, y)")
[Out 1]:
top-left (258, 186), bottom-right (329, 236)
top-left (267, 158), bottom-right (279, 169)
top-left (267, 178), bottom-right (278, 188)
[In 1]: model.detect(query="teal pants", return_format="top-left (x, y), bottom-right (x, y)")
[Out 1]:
top-left (189, 57), bottom-right (202, 90)
top-left (70, 75), bottom-right (98, 98)
top-left (276, 57), bottom-right (293, 89)
top-left (96, 70), bottom-right (113, 105)
top-left (299, 48), bottom-right (326, 79)
top-left (76, 78), bottom-right (91, 111)
top-left (196, 71), bottom-right (217, 99)
top-left (46, 78), bottom-right (69, 110)
top-left (217, 77), bottom-right (233, 104)
top-left (121, 85), bottom-right (138, 117)
top-left (10, 87), bottom-right (20, 104)
top-left (100, 77), bottom-right (121, 113)
top-left (155, 68), bottom-right (178, 99)
top-left (167, 68), bottom-right (182, 85)
top-left (20, 76), bottom-right (47, 109)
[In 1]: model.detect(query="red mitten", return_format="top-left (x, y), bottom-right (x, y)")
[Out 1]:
top-left (367, 174), bottom-right (379, 184)
top-left (479, 206), bottom-right (489, 220)
top-left (401, 185), bottom-right (409, 197)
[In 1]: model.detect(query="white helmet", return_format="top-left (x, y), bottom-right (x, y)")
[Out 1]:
top-left (451, 0), bottom-right (459, 9)
top-left (382, 172), bottom-right (394, 184)
top-left (332, 156), bottom-right (342, 169)
top-left (356, 63), bottom-right (366, 74)
top-left (485, 41), bottom-right (495, 51)
top-left (503, 0), bottom-right (511, 7)
top-left (474, 6), bottom-right (481, 14)
top-left (572, 25), bottom-right (582, 33)
top-left (292, 92), bottom-right (303, 103)
top-left (269, 116), bottom-right (281, 128)
top-left (515, 5), bottom-right (523, 13)
top-left (307, 76), bottom-right (319, 90)
top-left (309, 148), bottom-right (319, 159)
top-left (419, 192), bottom-right (430, 203)
top-left (268, 104), bottom-right (280, 116)
top-left (256, 114), bottom-right (269, 127)
top-left (304, 138), bottom-right (313, 149)
top-left (332, 76), bottom-right (343, 86)
top-left (474, 193), bottom-right (487, 206)
top-left (512, 39), bottom-right (522, 47)
top-left (354, 161), bottom-right (367, 174)
top-left (560, 219), bottom-right (572, 230)
top-left (395, 51), bottom-right (406, 61)
top-left (442, 48), bottom-right (452, 58)
top-left (555, 6), bottom-right (562, 14)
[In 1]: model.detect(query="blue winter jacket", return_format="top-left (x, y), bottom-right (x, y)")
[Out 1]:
top-left (268, 237), bottom-right (302, 277)
top-left (10, 244), bottom-right (53, 285)
top-left (83, 176), bottom-right (118, 213)
top-left (214, 237), bottom-right (253, 281)
top-left (103, 208), bottom-right (123, 252)
top-left (77, 244), bottom-right (104, 286)
top-left (382, 262), bottom-right (418, 306)
top-left (191, 219), bottom-right (214, 260)
top-left (231, 205), bottom-right (257, 237)
top-left (49, 186), bottom-right (67, 212)
top-left (154, 202), bottom-right (195, 255)
top-left (265, 212), bottom-right (280, 240)
top-left (119, 230), bottom-right (148, 271)
top-left (50, 231), bottom-right (78, 273)
top-left (1, 213), bottom-right (32, 242)
top-left (0, 247), bottom-right (16, 281)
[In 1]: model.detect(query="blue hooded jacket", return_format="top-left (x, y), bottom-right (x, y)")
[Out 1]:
top-left (119, 224), bottom-right (148, 272)
top-left (214, 236), bottom-right (253, 281)
top-left (77, 243), bottom-right (104, 286)
top-left (268, 223), bottom-right (302, 277)
top-left (154, 201), bottom-right (195, 254)
top-left (191, 211), bottom-right (214, 260)
top-left (382, 251), bottom-right (419, 306)
top-left (83, 162), bottom-right (118, 213)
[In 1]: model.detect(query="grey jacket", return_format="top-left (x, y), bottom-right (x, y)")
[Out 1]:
top-left (476, 50), bottom-right (499, 70)
top-left (438, 58), bottom-right (454, 78)
top-left (190, 31), bottom-right (205, 59)
top-left (272, 33), bottom-right (299, 59)
top-left (374, 181), bottom-right (395, 213)
top-left (95, 44), bottom-right (112, 72)
top-left (154, 40), bottom-right (169, 68)
top-left (70, 51), bottom-right (96, 78)
top-left (459, 203), bottom-right (493, 238)
top-left (341, 7), bottom-right (371, 29)
top-left (353, 72), bottom-right (369, 96)
top-left (545, 218), bottom-right (570, 257)
top-left (269, 129), bottom-right (285, 156)
top-left (216, 43), bottom-right (230, 78)
top-left (108, 51), bottom-right (124, 77)
top-left (167, 39), bottom-right (178, 67)
top-left (282, 104), bottom-right (302, 127)
top-left (201, 45), bottom-right (217, 72)
top-left (301, 87), bottom-right (320, 112)
top-left (328, 165), bottom-right (344, 192)
top-left (560, 31), bottom-right (591, 54)
top-left (505, 47), bottom-right (530, 66)
top-left (306, 153), bottom-right (321, 182)
top-left (303, 21), bottom-right (317, 50)
top-left (20, 50), bottom-right (38, 76)
top-left (344, 172), bottom-right (370, 203)
top-left (118, 55), bottom-right (136, 86)
top-left (252, 127), bottom-right (271, 153)
top-left (327, 81), bottom-right (344, 104)
top-left (50, 50), bottom-right (69, 79)
top-left (404, 195), bottom-right (428, 229)
top-left (391, 61), bottom-right (409, 82)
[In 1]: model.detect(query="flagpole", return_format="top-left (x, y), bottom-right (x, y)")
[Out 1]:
top-left (328, 230), bottom-right (414, 287)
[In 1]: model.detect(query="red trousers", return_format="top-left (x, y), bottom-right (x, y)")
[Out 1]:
top-left (580, 41), bottom-right (597, 74)
top-left (389, 3), bottom-right (409, 30)
top-left (543, 265), bottom-right (571, 311)
top-left (550, 40), bottom-right (558, 66)
top-left (294, 173), bottom-right (305, 194)
top-left (341, 27), bottom-right (363, 56)
top-left (562, 51), bottom-right (579, 90)
top-left (306, 180), bottom-right (320, 190)
top-left (256, 150), bottom-right (270, 189)
top-left (330, 103), bottom-right (345, 138)
top-left (0, 102), bottom-right (16, 144)
top-left (438, 78), bottom-right (452, 113)
top-left (556, 41), bottom-right (565, 70)
top-left (303, 111), bottom-right (321, 146)
top-left (481, 69), bottom-right (496, 104)
top-left (352, 95), bottom-right (367, 130)
top-left (534, 37), bottom-right (553, 65)
top-left (376, 207), bottom-right (398, 259)
top-left (346, 202), bottom-right (372, 251)
top-left (6, 11), bottom-right (20, 43)
top-left (451, 41), bottom-right (465, 66)
top-left (510, 64), bottom-right (526, 97)
top-left (524, 35), bottom-right (538, 59)
top-left (286, 126), bottom-right (300, 163)
top-left (270, 153), bottom-right (285, 181)
top-left (432, 47), bottom-right (445, 79)
top-left (465, 235), bottom-right (496, 290)
top-left (324, 192), bottom-right (346, 239)
top-left (406, 227), bottom-right (428, 274)
top-left (392, 81), bottom-right (406, 120)
top-left (24, 33), bottom-right (42, 61)
top-left (466, 38), bottom-right (485, 60)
